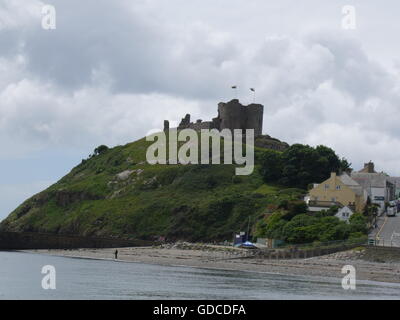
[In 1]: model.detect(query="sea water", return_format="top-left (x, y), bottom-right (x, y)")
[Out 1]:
top-left (1, 251), bottom-right (400, 300)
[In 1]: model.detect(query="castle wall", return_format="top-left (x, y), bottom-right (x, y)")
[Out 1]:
top-left (165, 99), bottom-right (264, 136)
top-left (245, 104), bottom-right (264, 136)
top-left (218, 99), bottom-right (246, 131)
top-left (188, 121), bottom-right (214, 131)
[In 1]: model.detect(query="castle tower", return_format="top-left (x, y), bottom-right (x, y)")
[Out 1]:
top-left (245, 103), bottom-right (264, 137)
top-left (217, 99), bottom-right (264, 136)
top-left (217, 99), bottom-right (246, 132)
top-left (163, 99), bottom-right (264, 136)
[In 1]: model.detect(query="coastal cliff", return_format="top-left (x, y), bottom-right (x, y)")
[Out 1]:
top-left (0, 134), bottom-right (295, 241)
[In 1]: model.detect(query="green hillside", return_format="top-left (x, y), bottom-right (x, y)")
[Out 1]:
top-left (0, 136), bottom-right (304, 241)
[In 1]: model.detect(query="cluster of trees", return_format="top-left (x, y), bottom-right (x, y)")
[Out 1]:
top-left (259, 144), bottom-right (351, 189)
top-left (363, 197), bottom-right (380, 223)
top-left (93, 145), bottom-right (109, 156)
top-left (255, 200), bottom-right (367, 244)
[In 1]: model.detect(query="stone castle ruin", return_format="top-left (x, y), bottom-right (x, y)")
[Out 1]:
top-left (163, 99), bottom-right (289, 151)
top-left (164, 99), bottom-right (264, 137)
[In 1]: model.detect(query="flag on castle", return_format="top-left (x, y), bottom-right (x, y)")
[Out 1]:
top-left (250, 88), bottom-right (256, 102)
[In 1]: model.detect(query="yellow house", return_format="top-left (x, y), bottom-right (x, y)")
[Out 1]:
top-left (308, 172), bottom-right (367, 213)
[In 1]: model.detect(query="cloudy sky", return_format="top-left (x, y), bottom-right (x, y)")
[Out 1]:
top-left (1, 0), bottom-right (400, 220)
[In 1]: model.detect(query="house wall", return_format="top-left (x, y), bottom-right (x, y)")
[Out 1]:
top-left (308, 206), bottom-right (333, 212)
top-left (335, 207), bottom-right (353, 222)
top-left (354, 194), bottom-right (367, 214)
top-left (371, 187), bottom-right (385, 213)
top-left (351, 172), bottom-right (395, 214)
top-left (309, 173), bottom-right (364, 212)
top-left (386, 182), bottom-right (396, 202)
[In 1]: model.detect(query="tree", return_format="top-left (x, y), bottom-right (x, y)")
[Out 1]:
top-left (349, 231), bottom-right (365, 239)
top-left (281, 200), bottom-right (308, 221)
top-left (259, 143), bottom-right (351, 189)
top-left (258, 208), bottom-right (362, 244)
top-left (314, 145), bottom-right (342, 180)
top-left (349, 213), bottom-right (368, 234)
top-left (258, 150), bottom-right (283, 182)
top-left (326, 205), bottom-right (339, 216)
top-left (340, 158), bottom-right (352, 173)
top-left (264, 212), bottom-right (287, 239)
top-left (315, 206), bottom-right (339, 218)
top-left (281, 144), bottom-right (334, 188)
top-left (281, 214), bottom-right (319, 243)
top-left (94, 145), bottom-right (109, 156)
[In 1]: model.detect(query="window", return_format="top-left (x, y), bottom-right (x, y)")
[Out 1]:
top-left (325, 184), bottom-right (329, 189)
top-left (336, 185), bottom-right (341, 190)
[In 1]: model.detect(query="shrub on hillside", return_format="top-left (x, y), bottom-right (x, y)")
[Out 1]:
top-left (94, 145), bottom-right (109, 156)
top-left (349, 213), bottom-right (368, 234)
top-left (258, 208), bottom-right (364, 244)
top-left (258, 144), bottom-right (351, 189)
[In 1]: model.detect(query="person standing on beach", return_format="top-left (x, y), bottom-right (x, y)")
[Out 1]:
top-left (114, 249), bottom-right (118, 260)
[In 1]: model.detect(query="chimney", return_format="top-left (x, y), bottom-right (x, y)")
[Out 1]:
top-left (363, 161), bottom-right (375, 173)
top-left (359, 161), bottom-right (376, 173)
top-left (331, 172), bottom-right (337, 178)
top-left (163, 120), bottom-right (169, 132)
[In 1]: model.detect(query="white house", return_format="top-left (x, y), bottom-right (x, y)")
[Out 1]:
top-left (335, 206), bottom-right (354, 223)
top-left (388, 177), bottom-right (400, 199)
top-left (351, 171), bottom-right (395, 214)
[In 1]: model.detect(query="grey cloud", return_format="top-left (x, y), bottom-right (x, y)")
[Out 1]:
top-left (1, 0), bottom-right (400, 176)
top-left (5, 0), bottom-right (238, 101)
top-left (3, 0), bottom-right (400, 220)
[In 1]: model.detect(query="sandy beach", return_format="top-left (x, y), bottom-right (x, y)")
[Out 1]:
top-left (25, 243), bottom-right (400, 284)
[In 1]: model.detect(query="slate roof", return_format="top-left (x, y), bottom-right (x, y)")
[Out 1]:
top-left (339, 173), bottom-right (365, 197)
top-left (351, 172), bottom-right (391, 189)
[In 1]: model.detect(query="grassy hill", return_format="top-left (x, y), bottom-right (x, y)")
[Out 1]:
top-left (0, 136), bottom-right (304, 241)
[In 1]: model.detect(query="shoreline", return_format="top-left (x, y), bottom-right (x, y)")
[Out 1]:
top-left (21, 244), bottom-right (400, 284)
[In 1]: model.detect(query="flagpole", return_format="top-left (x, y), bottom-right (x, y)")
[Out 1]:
top-left (250, 88), bottom-right (256, 103)
top-left (232, 86), bottom-right (238, 99)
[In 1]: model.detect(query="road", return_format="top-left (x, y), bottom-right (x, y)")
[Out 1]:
top-left (374, 213), bottom-right (400, 247)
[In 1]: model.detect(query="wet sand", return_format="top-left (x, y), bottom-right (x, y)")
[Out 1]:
top-left (25, 244), bottom-right (400, 284)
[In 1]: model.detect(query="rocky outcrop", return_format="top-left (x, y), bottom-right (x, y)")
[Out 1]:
top-left (255, 135), bottom-right (289, 151)
top-left (116, 170), bottom-right (134, 181)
